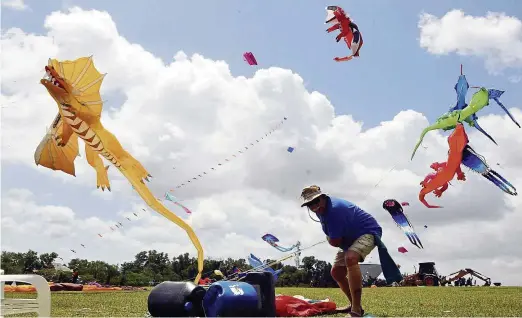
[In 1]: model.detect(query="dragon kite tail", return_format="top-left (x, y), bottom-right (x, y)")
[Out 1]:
top-left (484, 169), bottom-right (518, 196)
top-left (118, 162), bottom-right (204, 284)
top-left (411, 128), bottom-right (432, 160)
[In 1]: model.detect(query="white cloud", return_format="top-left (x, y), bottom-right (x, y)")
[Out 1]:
top-left (2, 7), bottom-right (522, 285)
top-left (418, 9), bottom-right (522, 73)
top-left (1, 0), bottom-right (29, 11)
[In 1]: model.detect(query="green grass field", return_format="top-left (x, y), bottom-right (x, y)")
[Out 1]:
top-left (5, 286), bottom-right (522, 317)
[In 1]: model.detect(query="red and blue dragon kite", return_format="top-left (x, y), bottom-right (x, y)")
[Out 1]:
top-left (325, 5), bottom-right (363, 62)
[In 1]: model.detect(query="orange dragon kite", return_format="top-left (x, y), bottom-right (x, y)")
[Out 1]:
top-left (34, 56), bottom-right (204, 283)
top-left (418, 122), bottom-right (468, 208)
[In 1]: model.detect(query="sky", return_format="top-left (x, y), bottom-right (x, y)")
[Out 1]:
top-left (1, 0), bottom-right (522, 285)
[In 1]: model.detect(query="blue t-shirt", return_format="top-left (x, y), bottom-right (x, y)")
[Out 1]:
top-left (318, 196), bottom-right (382, 251)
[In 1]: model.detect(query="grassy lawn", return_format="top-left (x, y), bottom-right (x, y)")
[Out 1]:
top-left (4, 286), bottom-right (522, 317)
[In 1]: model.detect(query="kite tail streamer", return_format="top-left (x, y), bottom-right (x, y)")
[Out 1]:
top-left (121, 168), bottom-right (204, 284)
top-left (406, 232), bottom-right (424, 249)
top-left (486, 169), bottom-right (518, 196)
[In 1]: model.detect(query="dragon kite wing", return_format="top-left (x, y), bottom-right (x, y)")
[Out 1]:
top-left (34, 113), bottom-right (79, 176)
top-left (382, 199), bottom-right (423, 249)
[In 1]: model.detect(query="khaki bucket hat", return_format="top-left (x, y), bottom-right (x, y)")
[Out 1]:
top-left (300, 185), bottom-right (326, 207)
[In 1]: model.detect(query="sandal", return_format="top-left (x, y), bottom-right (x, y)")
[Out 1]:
top-left (347, 311), bottom-right (364, 317)
top-left (336, 305), bottom-right (351, 313)
top-left (337, 306), bottom-right (365, 316)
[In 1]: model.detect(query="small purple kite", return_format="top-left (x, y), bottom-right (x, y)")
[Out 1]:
top-left (243, 52), bottom-right (258, 65)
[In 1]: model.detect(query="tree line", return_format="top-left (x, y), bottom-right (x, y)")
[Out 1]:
top-left (1, 250), bottom-right (342, 287)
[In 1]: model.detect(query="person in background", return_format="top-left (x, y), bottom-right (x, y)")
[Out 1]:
top-left (72, 270), bottom-right (79, 284)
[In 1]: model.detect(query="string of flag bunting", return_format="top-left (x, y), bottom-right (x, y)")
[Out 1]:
top-left (170, 117), bottom-right (288, 191)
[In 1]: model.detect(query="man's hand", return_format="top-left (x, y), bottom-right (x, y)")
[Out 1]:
top-left (327, 236), bottom-right (342, 247)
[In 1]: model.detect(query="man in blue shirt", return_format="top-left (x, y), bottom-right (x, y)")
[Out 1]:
top-left (300, 185), bottom-right (383, 317)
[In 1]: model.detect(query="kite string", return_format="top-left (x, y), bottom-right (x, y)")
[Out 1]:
top-left (229, 240), bottom-right (326, 282)
top-left (360, 164), bottom-right (398, 202)
top-left (360, 143), bottom-right (432, 203)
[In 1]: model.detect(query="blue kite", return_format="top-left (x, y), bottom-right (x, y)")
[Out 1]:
top-left (261, 233), bottom-right (298, 252)
top-left (382, 199), bottom-right (423, 249)
top-left (461, 145), bottom-right (517, 196)
top-left (247, 253), bottom-right (283, 280)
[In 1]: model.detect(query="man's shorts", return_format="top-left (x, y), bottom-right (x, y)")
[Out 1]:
top-left (333, 234), bottom-right (375, 267)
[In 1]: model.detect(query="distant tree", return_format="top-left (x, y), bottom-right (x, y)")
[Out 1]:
top-left (1, 249), bottom-right (339, 287)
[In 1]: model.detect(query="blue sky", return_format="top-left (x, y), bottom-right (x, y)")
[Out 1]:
top-left (3, 0), bottom-right (521, 127)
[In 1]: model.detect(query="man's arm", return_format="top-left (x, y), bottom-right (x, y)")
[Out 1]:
top-left (325, 210), bottom-right (345, 247)
top-left (327, 236), bottom-right (342, 247)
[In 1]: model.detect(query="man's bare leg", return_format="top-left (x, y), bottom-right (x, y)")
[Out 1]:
top-left (331, 265), bottom-right (352, 308)
top-left (345, 250), bottom-right (363, 316)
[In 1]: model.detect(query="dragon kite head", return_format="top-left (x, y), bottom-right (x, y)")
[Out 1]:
top-left (325, 5), bottom-right (349, 24)
top-left (41, 60), bottom-right (72, 100)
